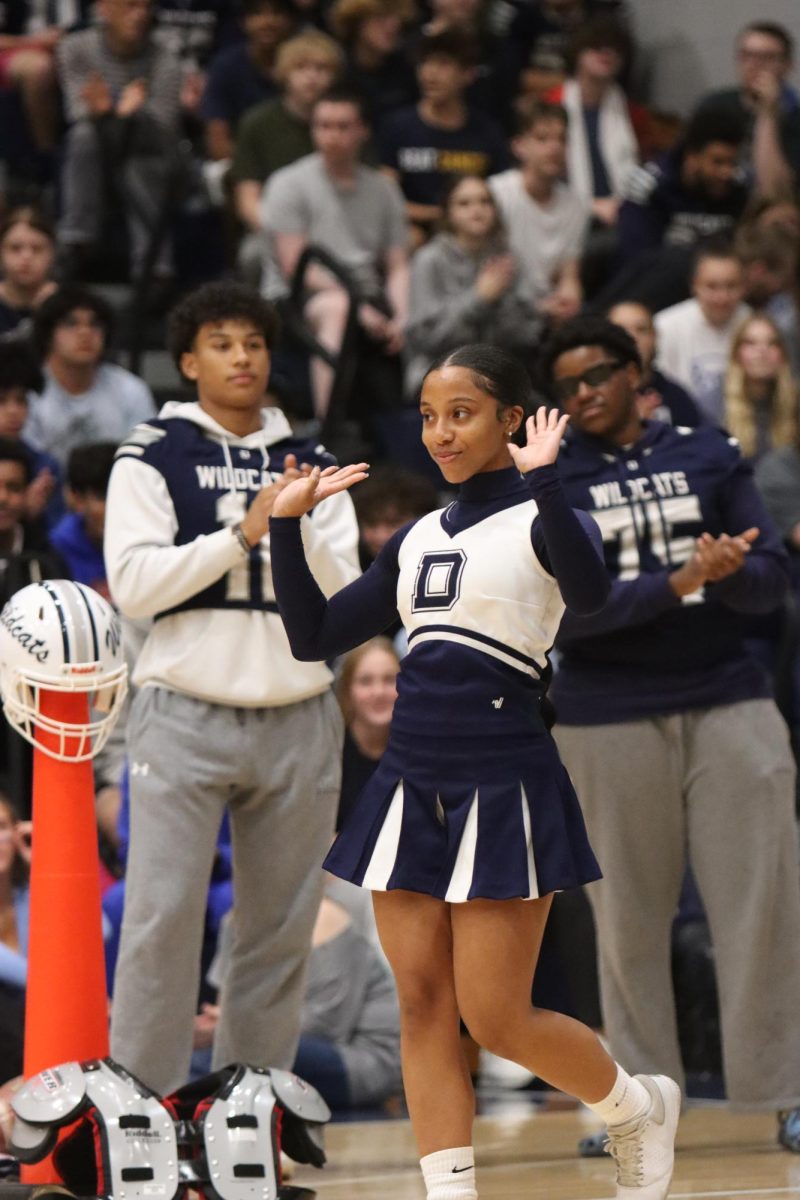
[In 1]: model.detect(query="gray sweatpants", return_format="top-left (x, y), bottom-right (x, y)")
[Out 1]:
top-left (110, 686), bottom-right (342, 1095)
top-left (555, 699), bottom-right (800, 1109)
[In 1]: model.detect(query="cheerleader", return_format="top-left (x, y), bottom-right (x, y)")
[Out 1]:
top-left (269, 344), bottom-right (680, 1200)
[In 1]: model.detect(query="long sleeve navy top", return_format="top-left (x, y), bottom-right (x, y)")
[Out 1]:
top-left (270, 464), bottom-right (609, 739)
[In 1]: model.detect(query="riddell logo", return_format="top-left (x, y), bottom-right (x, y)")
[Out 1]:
top-left (40, 1069), bottom-right (61, 1093)
top-left (68, 665), bottom-right (96, 676)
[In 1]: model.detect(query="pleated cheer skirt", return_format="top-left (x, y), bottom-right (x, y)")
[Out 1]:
top-left (323, 729), bottom-right (602, 903)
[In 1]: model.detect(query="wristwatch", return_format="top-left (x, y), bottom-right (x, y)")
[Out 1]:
top-left (231, 523), bottom-right (252, 556)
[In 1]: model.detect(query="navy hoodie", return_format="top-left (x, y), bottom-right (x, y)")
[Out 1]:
top-left (618, 148), bottom-right (749, 264)
top-left (553, 421), bottom-right (788, 724)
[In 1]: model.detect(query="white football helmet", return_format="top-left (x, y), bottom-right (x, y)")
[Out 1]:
top-left (0, 580), bottom-right (128, 762)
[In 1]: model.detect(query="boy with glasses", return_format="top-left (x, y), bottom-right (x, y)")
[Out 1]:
top-left (542, 313), bottom-right (800, 1154)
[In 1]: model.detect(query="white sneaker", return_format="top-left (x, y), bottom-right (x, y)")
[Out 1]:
top-left (606, 1074), bottom-right (681, 1200)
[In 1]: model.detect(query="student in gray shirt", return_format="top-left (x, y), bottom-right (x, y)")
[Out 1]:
top-left (25, 287), bottom-right (155, 467)
top-left (488, 100), bottom-right (589, 321)
top-left (209, 877), bottom-right (402, 1110)
top-left (261, 86), bottom-right (410, 419)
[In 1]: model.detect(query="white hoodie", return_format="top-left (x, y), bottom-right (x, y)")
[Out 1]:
top-left (104, 401), bottom-right (361, 707)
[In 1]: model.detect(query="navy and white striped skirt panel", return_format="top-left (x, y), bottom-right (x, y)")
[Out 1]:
top-left (323, 730), bottom-right (601, 902)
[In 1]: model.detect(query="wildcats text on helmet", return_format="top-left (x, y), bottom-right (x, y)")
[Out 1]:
top-left (0, 606), bottom-right (48, 663)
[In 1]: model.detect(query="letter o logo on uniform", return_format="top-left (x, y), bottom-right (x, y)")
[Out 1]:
top-left (411, 550), bottom-right (467, 612)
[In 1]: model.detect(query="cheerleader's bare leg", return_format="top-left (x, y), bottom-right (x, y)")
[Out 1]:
top-left (375, 889), bottom-right (680, 1200)
top-left (372, 889), bottom-right (474, 1154)
top-left (451, 894), bottom-right (617, 1099)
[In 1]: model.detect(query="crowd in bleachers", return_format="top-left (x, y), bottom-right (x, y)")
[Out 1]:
top-left (1, 3), bottom-right (799, 439)
top-left (0, 0), bottom-right (797, 1151)
top-left (0, 3), bottom-right (799, 416)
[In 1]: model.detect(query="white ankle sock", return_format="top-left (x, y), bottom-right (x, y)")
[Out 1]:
top-left (420, 1146), bottom-right (477, 1200)
top-left (586, 1065), bottom-right (650, 1128)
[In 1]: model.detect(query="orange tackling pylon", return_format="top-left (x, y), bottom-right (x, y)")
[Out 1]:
top-left (21, 688), bottom-right (109, 1183)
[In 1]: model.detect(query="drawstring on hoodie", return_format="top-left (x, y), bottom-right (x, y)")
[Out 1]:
top-left (221, 437), bottom-right (271, 506)
top-left (650, 475), bottom-right (677, 567)
top-left (608, 451), bottom-right (646, 564)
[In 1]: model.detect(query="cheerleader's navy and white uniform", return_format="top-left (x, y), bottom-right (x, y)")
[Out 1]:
top-left (270, 463), bottom-right (610, 902)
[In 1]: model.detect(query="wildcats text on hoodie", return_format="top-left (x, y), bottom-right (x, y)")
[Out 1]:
top-left (552, 421), bottom-right (789, 725)
top-left (104, 401), bottom-right (360, 707)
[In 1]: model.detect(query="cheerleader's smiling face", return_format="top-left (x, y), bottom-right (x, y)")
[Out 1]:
top-left (420, 364), bottom-right (523, 483)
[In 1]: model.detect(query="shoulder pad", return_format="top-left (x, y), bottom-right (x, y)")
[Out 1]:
top-left (115, 422), bottom-right (169, 461)
top-left (269, 1071), bottom-right (330, 1170)
top-left (72, 1060), bottom-right (179, 1200)
top-left (202, 1066), bottom-right (279, 1200)
top-left (269, 1071), bottom-right (330, 1126)
top-left (11, 1063), bottom-right (88, 1163)
top-left (12, 1061), bottom-right (88, 1125)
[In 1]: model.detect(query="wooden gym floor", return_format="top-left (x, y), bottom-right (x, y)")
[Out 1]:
top-left (290, 1100), bottom-right (800, 1200)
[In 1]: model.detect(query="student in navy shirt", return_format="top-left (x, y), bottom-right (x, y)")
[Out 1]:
top-left (50, 441), bottom-right (116, 599)
top-left (0, 206), bottom-right (56, 338)
top-left (0, 341), bottom-right (63, 530)
top-left (330, 0), bottom-right (417, 126)
top-left (541, 315), bottom-right (800, 1152)
top-left (269, 344), bottom-right (683, 1200)
top-left (380, 31), bottom-right (510, 244)
top-left (594, 109), bottom-right (749, 313)
top-left (200, 0), bottom-right (297, 161)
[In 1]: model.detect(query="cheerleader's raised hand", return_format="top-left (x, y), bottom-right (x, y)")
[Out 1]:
top-left (508, 406), bottom-right (570, 473)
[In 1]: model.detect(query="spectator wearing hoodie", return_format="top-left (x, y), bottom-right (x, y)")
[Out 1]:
top-left (593, 109), bottom-right (749, 313)
top-left (404, 174), bottom-right (540, 396)
top-left (541, 315), bottom-right (800, 1152)
top-left (104, 282), bottom-right (360, 1097)
top-left (208, 876), bottom-right (403, 1111)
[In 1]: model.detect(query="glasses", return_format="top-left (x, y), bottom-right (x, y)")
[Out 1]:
top-left (738, 48), bottom-right (786, 64)
top-left (553, 360), bottom-right (624, 402)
